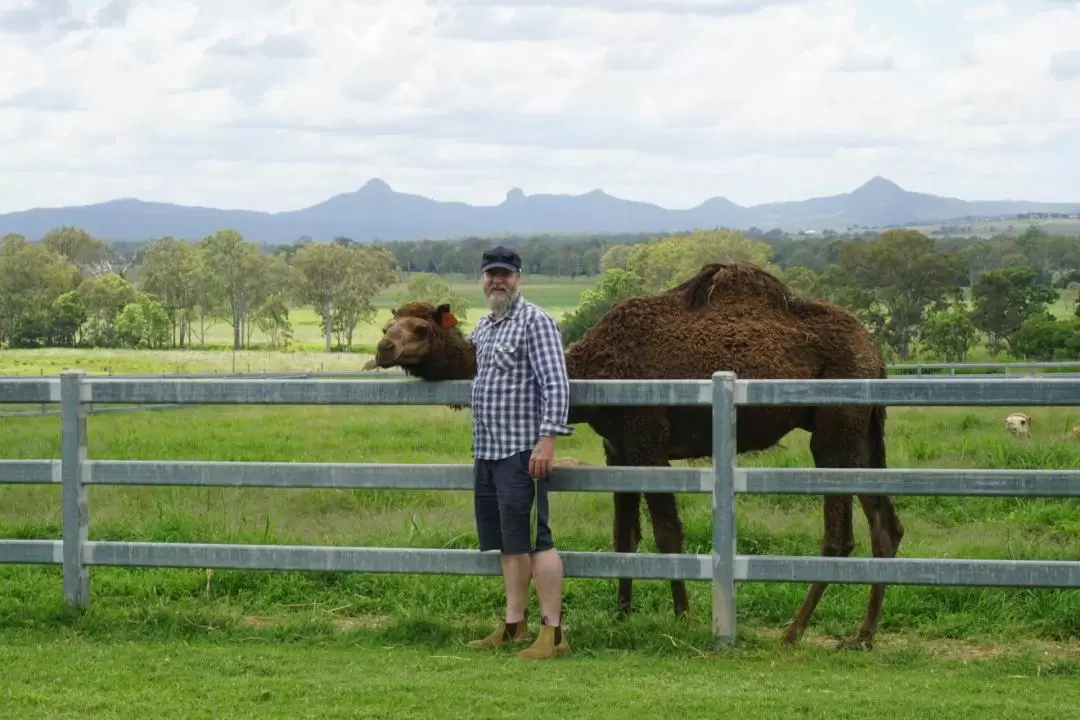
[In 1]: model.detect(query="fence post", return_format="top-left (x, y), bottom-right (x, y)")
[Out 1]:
top-left (61, 370), bottom-right (89, 609)
top-left (711, 370), bottom-right (737, 647)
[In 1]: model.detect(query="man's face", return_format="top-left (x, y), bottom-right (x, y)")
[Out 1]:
top-left (482, 267), bottom-right (520, 314)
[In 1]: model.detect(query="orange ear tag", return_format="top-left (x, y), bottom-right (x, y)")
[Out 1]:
top-left (440, 312), bottom-right (458, 330)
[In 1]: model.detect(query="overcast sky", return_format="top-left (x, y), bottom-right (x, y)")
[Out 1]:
top-left (1, 0), bottom-right (1078, 214)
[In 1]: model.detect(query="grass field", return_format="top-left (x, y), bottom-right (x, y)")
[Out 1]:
top-left (907, 217), bottom-right (1080, 239)
top-left (3, 277), bottom-right (1080, 716)
top-left (4, 360), bottom-right (1080, 716)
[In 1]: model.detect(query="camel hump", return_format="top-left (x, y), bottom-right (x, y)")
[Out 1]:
top-left (675, 262), bottom-right (797, 312)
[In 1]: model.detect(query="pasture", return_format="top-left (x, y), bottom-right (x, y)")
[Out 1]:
top-left (905, 217), bottom-right (1080, 239)
top-left (3, 275), bottom-right (1080, 717)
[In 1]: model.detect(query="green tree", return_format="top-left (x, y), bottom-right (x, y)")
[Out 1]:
top-left (970, 266), bottom-right (1059, 356)
top-left (398, 273), bottom-right (471, 321)
top-left (0, 234), bottom-right (80, 348)
top-left (918, 307), bottom-right (977, 362)
top-left (292, 242), bottom-right (356, 353)
top-left (819, 229), bottom-right (966, 360)
top-left (558, 268), bottom-right (645, 346)
top-left (292, 243), bottom-right (399, 352)
top-left (76, 272), bottom-right (138, 346)
top-left (328, 245), bottom-right (400, 350)
top-left (248, 253), bottom-right (297, 351)
top-left (199, 229), bottom-right (266, 350)
top-left (626, 229), bottom-right (776, 294)
top-left (50, 291), bottom-right (87, 347)
top-left (780, 266), bottom-right (822, 298)
top-left (600, 244), bottom-right (633, 272)
top-left (138, 237), bottom-right (203, 347)
top-left (40, 226), bottom-right (110, 274)
top-left (115, 294), bottom-right (171, 349)
top-left (1008, 315), bottom-right (1080, 361)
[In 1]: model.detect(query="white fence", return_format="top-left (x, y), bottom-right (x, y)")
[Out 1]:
top-left (2, 370), bottom-right (1080, 647)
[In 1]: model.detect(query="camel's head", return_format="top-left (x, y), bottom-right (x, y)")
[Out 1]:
top-left (371, 301), bottom-right (460, 369)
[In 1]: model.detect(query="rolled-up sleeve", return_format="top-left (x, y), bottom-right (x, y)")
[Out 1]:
top-left (528, 312), bottom-right (574, 438)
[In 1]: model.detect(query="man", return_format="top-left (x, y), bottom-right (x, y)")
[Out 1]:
top-left (465, 244), bottom-right (574, 660)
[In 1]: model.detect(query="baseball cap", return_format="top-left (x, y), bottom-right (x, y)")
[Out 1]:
top-left (480, 245), bottom-right (522, 274)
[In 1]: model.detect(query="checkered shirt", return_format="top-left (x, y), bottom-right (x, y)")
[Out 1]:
top-left (468, 293), bottom-right (574, 460)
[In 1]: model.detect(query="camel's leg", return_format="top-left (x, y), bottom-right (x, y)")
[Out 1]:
top-left (835, 494), bottom-right (904, 651)
top-left (613, 492), bottom-right (643, 616)
top-left (781, 493), bottom-right (854, 645)
top-left (643, 492), bottom-right (690, 617)
top-left (604, 413), bottom-right (687, 617)
top-left (783, 406), bottom-right (861, 646)
top-left (605, 439), bottom-right (644, 615)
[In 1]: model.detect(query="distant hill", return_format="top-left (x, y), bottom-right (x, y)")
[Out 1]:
top-left (2, 176), bottom-right (1078, 244)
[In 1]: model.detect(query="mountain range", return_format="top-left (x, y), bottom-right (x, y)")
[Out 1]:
top-left (2, 176), bottom-right (1078, 244)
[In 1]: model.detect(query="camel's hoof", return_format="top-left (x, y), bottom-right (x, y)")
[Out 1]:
top-left (779, 623), bottom-right (800, 646)
top-left (835, 635), bottom-right (873, 651)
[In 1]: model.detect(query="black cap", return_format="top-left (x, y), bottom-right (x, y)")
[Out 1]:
top-left (481, 245), bottom-right (522, 274)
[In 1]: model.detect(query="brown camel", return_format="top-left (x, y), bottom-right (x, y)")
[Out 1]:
top-left (370, 262), bottom-right (903, 650)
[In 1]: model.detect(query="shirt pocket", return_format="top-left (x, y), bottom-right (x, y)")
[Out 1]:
top-left (489, 326), bottom-right (525, 373)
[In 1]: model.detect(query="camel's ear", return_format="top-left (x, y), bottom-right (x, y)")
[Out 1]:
top-left (435, 303), bottom-right (458, 330)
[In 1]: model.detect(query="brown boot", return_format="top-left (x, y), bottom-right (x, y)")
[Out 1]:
top-left (466, 618), bottom-right (529, 649)
top-left (516, 622), bottom-right (570, 660)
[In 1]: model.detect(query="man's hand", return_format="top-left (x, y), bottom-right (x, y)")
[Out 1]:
top-left (529, 436), bottom-right (556, 479)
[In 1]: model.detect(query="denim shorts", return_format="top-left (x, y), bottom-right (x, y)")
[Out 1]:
top-left (474, 449), bottom-right (554, 555)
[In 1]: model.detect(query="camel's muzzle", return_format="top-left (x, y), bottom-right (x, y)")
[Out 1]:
top-left (373, 340), bottom-right (401, 367)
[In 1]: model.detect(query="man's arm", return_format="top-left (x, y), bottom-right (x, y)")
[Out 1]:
top-left (527, 312), bottom-right (574, 439)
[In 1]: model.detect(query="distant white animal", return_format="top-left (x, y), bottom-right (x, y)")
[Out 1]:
top-left (1005, 413), bottom-right (1032, 438)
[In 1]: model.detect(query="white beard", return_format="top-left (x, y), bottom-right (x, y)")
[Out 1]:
top-left (486, 289), bottom-right (516, 316)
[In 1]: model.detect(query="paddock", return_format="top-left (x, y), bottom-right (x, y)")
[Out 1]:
top-left (3, 370), bottom-right (1080, 648)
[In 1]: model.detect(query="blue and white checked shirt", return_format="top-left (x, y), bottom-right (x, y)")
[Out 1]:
top-left (468, 293), bottom-right (574, 460)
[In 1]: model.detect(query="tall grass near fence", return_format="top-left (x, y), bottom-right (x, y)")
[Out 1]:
top-left (4, 396), bottom-right (1080, 653)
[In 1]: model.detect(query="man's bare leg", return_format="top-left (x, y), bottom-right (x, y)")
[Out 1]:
top-left (502, 552), bottom-right (532, 623)
top-left (532, 547), bottom-right (562, 625)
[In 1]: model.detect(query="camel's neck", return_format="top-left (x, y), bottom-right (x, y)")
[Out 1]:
top-left (407, 333), bottom-right (477, 381)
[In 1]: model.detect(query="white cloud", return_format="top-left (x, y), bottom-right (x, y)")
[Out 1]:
top-left (0, 0), bottom-right (1078, 216)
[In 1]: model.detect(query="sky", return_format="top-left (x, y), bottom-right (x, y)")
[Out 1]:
top-left (1, 0), bottom-right (1079, 214)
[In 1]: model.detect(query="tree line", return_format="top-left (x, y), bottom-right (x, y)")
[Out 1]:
top-left (1, 222), bottom-right (1078, 361)
top-left (0, 228), bottom-right (398, 352)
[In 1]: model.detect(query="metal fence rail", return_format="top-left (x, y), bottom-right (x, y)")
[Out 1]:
top-left (887, 361), bottom-right (1080, 376)
top-left (2, 370), bottom-right (1080, 648)
top-left (5, 361), bottom-right (1079, 418)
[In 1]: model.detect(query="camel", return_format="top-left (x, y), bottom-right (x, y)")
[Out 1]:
top-left (370, 261), bottom-right (903, 650)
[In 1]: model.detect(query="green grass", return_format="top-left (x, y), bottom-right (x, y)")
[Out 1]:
top-left (3, 381), bottom-right (1080, 646)
top-left (4, 636), bottom-right (1080, 719)
top-left (3, 396), bottom-right (1080, 716)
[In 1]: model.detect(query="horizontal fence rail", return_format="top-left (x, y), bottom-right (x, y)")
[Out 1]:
top-left (2, 369), bottom-right (1080, 649)
top-left (6, 361), bottom-right (1078, 418)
